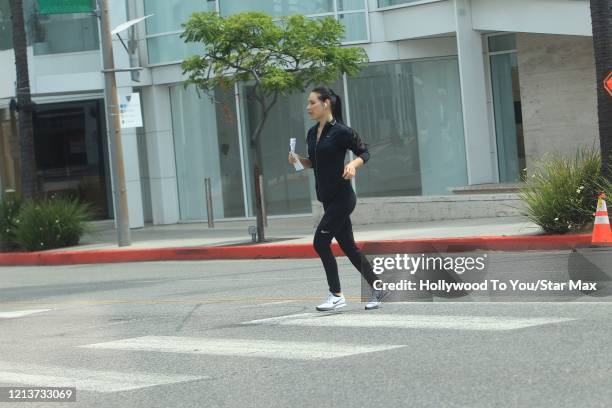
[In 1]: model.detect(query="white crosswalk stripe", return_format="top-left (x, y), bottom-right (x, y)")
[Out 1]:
top-left (242, 312), bottom-right (577, 331)
top-left (0, 361), bottom-right (206, 393)
top-left (258, 300), bottom-right (296, 306)
top-left (0, 310), bottom-right (579, 396)
top-left (0, 309), bottom-right (53, 319)
top-left (78, 336), bottom-right (406, 361)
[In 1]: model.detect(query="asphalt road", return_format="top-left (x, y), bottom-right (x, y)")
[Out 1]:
top-left (1, 251), bottom-right (612, 408)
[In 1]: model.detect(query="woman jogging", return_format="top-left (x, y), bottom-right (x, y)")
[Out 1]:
top-left (288, 86), bottom-right (389, 311)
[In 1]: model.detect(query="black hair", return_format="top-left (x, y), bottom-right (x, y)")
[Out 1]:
top-left (311, 86), bottom-right (344, 124)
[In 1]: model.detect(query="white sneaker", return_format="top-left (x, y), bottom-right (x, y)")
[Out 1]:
top-left (315, 292), bottom-right (347, 311)
top-left (365, 289), bottom-right (390, 310)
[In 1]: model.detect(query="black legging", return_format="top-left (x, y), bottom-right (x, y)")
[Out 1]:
top-left (313, 186), bottom-right (378, 294)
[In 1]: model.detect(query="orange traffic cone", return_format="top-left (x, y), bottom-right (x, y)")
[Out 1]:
top-left (592, 193), bottom-right (612, 245)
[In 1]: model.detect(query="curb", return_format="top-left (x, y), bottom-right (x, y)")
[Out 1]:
top-left (0, 233), bottom-right (600, 266)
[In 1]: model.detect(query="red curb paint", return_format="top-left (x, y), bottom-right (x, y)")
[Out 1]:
top-left (0, 233), bottom-right (595, 266)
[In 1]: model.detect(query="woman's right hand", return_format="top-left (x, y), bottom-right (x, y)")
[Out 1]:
top-left (288, 152), bottom-right (300, 164)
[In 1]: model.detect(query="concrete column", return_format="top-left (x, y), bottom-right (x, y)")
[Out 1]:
top-left (141, 85), bottom-right (180, 224)
top-left (106, 0), bottom-right (144, 228)
top-left (454, 0), bottom-right (497, 185)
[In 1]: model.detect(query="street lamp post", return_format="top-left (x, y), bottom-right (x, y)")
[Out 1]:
top-left (96, 0), bottom-right (131, 246)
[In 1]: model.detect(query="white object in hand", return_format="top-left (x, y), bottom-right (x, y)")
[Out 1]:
top-left (290, 138), bottom-right (304, 171)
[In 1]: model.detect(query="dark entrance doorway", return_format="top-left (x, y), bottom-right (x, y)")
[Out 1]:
top-left (33, 99), bottom-right (111, 219)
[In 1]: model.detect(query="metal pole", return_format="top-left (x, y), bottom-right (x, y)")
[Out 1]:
top-left (233, 83), bottom-right (250, 219)
top-left (97, 0), bottom-right (131, 246)
top-left (343, 72), bottom-right (357, 192)
top-left (259, 174), bottom-right (267, 227)
top-left (205, 178), bottom-right (214, 228)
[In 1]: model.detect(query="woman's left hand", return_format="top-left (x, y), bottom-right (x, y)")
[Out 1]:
top-left (342, 163), bottom-right (357, 179)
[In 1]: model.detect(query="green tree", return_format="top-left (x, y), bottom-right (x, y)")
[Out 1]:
top-left (589, 0), bottom-right (612, 181)
top-left (181, 12), bottom-right (367, 242)
top-left (9, 0), bottom-right (38, 199)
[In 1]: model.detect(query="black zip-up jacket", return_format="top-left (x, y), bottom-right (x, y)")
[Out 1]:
top-left (306, 119), bottom-right (370, 203)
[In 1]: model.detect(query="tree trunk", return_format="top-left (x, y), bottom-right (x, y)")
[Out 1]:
top-left (247, 87), bottom-right (278, 243)
top-left (252, 155), bottom-right (265, 243)
top-left (9, 0), bottom-right (38, 199)
top-left (590, 0), bottom-right (612, 182)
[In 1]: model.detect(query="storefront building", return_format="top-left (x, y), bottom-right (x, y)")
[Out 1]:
top-left (0, 0), bottom-right (599, 226)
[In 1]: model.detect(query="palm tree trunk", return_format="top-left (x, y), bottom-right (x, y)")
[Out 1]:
top-left (590, 0), bottom-right (612, 182)
top-left (9, 0), bottom-right (38, 199)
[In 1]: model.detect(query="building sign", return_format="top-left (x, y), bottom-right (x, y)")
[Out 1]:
top-left (38, 0), bottom-right (94, 15)
top-left (119, 93), bottom-right (143, 129)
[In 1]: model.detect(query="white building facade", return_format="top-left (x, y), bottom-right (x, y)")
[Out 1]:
top-left (0, 0), bottom-right (599, 226)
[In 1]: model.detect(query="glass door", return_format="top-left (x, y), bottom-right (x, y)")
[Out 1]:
top-left (488, 34), bottom-right (526, 182)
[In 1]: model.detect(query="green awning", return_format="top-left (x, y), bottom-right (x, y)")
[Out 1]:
top-left (37, 0), bottom-right (94, 15)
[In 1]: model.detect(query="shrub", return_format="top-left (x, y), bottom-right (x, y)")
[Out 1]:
top-left (0, 193), bottom-right (23, 250)
top-left (519, 148), bottom-right (611, 234)
top-left (14, 196), bottom-right (92, 251)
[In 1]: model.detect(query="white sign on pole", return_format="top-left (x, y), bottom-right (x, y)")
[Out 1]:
top-left (119, 93), bottom-right (143, 128)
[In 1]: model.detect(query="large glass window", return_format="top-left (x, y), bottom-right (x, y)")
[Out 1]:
top-left (240, 87), bottom-right (324, 216)
top-left (170, 84), bottom-right (246, 220)
top-left (1, 0), bottom-right (100, 54)
top-left (145, 0), bottom-right (207, 34)
top-left (23, 0), bottom-right (99, 55)
top-left (488, 34), bottom-right (525, 182)
top-left (338, 0), bottom-right (365, 11)
top-left (146, 0), bottom-right (369, 64)
top-left (338, 12), bottom-right (367, 43)
top-left (147, 33), bottom-right (202, 66)
top-left (411, 59), bottom-right (467, 195)
top-left (238, 80), bottom-right (345, 216)
top-left (169, 58), bottom-right (468, 218)
top-left (144, 0), bottom-right (216, 64)
top-left (220, 0), bottom-right (368, 44)
top-left (347, 59), bottom-right (467, 197)
top-left (219, 0), bottom-right (334, 17)
top-left (0, 0), bottom-right (12, 51)
top-left (348, 63), bottom-right (421, 197)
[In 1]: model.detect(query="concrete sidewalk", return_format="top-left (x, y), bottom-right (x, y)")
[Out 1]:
top-left (74, 216), bottom-right (543, 251)
top-left (0, 216), bottom-right (598, 266)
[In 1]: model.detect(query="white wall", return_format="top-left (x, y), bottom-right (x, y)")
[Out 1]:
top-left (0, 49), bottom-right (16, 100)
top-left (32, 51), bottom-right (102, 94)
top-left (379, 0), bottom-right (456, 41)
top-left (471, 0), bottom-right (592, 36)
top-left (0, 47), bottom-right (102, 99)
top-left (375, 0), bottom-right (592, 42)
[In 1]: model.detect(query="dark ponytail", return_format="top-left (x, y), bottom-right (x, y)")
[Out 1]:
top-left (312, 86), bottom-right (344, 124)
